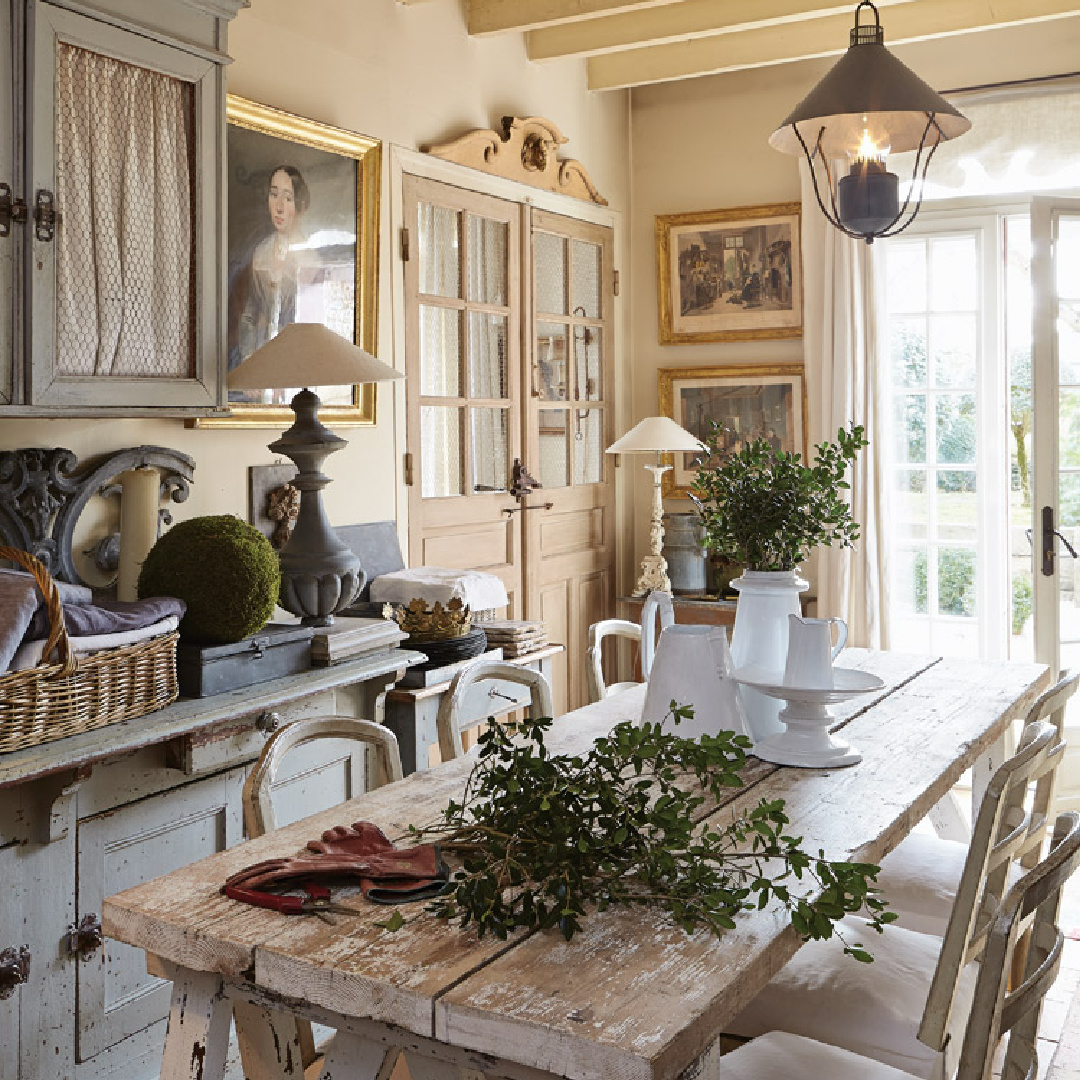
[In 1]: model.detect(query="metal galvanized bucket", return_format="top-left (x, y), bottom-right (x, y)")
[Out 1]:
top-left (663, 513), bottom-right (708, 594)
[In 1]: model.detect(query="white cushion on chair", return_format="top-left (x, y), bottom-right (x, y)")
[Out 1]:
top-left (875, 831), bottom-right (967, 936)
top-left (714, 1031), bottom-right (918, 1080)
top-left (727, 915), bottom-right (977, 1080)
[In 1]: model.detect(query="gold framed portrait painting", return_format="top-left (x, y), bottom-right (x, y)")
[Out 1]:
top-left (203, 96), bottom-right (381, 428)
top-left (658, 363), bottom-right (807, 497)
top-left (656, 202), bottom-right (802, 345)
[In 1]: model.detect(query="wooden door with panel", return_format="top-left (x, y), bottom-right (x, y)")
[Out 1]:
top-left (524, 210), bottom-right (616, 713)
top-left (403, 175), bottom-right (524, 619)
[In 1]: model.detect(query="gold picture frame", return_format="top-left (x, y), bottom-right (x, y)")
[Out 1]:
top-left (656, 202), bottom-right (802, 345)
top-left (658, 363), bottom-right (807, 498)
top-left (197, 95), bottom-right (381, 428)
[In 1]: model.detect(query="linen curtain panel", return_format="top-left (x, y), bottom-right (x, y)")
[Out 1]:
top-left (55, 43), bottom-right (193, 378)
top-left (799, 161), bottom-right (890, 648)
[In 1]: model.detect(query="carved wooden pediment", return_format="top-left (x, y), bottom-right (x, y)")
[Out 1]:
top-left (425, 116), bottom-right (608, 206)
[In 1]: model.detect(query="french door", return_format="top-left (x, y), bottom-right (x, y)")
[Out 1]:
top-left (402, 175), bottom-right (616, 713)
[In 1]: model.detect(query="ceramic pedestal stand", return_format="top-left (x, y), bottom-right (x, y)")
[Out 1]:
top-left (633, 463), bottom-right (671, 596)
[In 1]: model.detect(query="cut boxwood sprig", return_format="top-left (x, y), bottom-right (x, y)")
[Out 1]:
top-left (408, 705), bottom-right (895, 956)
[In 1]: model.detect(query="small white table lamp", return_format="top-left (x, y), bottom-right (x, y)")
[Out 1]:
top-left (606, 416), bottom-right (706, 596)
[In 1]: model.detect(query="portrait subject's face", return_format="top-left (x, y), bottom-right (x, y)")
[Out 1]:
top-left (268, 169), bottom-right (299, 236)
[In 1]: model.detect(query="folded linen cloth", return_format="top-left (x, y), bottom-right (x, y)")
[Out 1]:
top-left (24, 596), bottom-right (187, 641)
top-left (0, 569), bottom-right (93, 673)
top-left (8, 615), bottom-right (180, 673)
top-left (369, 567), bottom-right (509, 612)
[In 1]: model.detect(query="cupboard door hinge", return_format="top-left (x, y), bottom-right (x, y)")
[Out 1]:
top-left (613, 269), bottom-right (620, 296)
top-left (0, 183), bottom-right (28, 238)
top-left (34, 190), bottom-right (58, 242)
top-left (400, 225), bottom-right (410, 262)
top-left (403, 452), bottom-right (414, 486)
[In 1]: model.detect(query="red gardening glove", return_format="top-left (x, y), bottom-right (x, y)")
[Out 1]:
top-left (306, 822), bottom-right (395, 857)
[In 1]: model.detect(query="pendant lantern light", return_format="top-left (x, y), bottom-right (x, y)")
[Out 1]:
top-left (770, 0), bottom-right (971, 243)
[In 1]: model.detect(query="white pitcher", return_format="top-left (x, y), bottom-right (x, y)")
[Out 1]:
top-left (783, 614), bottom-right (848, 689)
top-left (640, 624), bottom-right (750, 741)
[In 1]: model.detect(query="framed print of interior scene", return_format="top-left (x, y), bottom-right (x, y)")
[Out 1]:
top-left (655, 202), bottom-right (802, 345)
top-left (208, 95), bottom-right (381, 428)
top-left (657, 363), bottom-right (806, 497)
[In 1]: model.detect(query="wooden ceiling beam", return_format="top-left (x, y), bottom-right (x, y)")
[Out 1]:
top-left (586, 0), bottom-right (1080, 90)
top-left (467, 0), bottom-right (683, 37)
top-left (527, 0), bottom-right (916, 62)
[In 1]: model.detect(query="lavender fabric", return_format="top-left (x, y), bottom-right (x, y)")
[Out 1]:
top-left (0, 569), bottom-right (93, 673)
top-left (24, 597), bottom-right (187, 641)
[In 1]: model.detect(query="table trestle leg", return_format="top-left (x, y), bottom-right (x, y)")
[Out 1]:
top-left (315, 1031), bottom-right (400, 1078)
top-left (158, 968), bottom-right (232, 1080)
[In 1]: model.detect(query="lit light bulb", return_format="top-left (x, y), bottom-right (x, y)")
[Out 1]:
top-left (838, 123), bottom-right (899, 240)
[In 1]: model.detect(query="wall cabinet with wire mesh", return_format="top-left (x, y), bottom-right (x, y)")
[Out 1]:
top-left (1, 0), bottom-right (242, 415)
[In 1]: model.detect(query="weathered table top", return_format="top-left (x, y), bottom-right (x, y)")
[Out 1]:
top-left (103, 650), bottom-right (1048, 1080)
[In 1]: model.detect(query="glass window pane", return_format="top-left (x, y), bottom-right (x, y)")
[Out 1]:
top-left (535, 232), bottom-right (567, 315)
top-left (930, 236), bottom-right (977, 312)
top-left (936, 547), bottom-right (976, 617)
top-left (1059, 302), bottom-right (1080, 384)
top-left (930, 314), bottom-right (977, 389)
top-left (890, 316), bottom-right (927, 388)
top-left (537, 322), bottom-right (569, 400)
top-left (471, 408), bottom-right (508, 493)
top-left (571, 240), bottom-right (601, 318)
top-left (895, 468), bottom-right (927, 538)
top-left (894, 394), bottom-right (926, 463)
top-left (575, 326), bottom-right (601, 401)
top-left (886, 241), bottom-right (927, 313)
top-left (538, 409), bottom-right (569, 488)
top-left (420, 305), bottom-right (460, 397)
top-left (421, 405), bottom-right (462, 498)
top-left (935, 393), bottom-right (976, 464)
top-left (468, 312), bottom-right (508, 399)
top-left (467, 216), bottom-right (507, 306)
top-left (936, 470), bottom-right (977, 542)
top-left (1059, 389), bottom-right (1080, 468)
top-left (573, 409), bottom-right (603, 485)
top-left (1057, 216), bottom-right (1080, 299)
top-left (894, 548), bottom-right (928, 616)
top-left (1058, 472), bottom-right (1080, 529)
top-left (419, 203), bottom-right (460, 298)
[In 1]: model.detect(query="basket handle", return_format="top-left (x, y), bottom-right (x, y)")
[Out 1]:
top-left (0, 547), bottom-right (75, 676)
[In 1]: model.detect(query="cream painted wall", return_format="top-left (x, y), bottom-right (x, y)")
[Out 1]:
top-left (1, 0), bottom-right (631, 586)
top-left (628, 16), bottom-right (1080, 586)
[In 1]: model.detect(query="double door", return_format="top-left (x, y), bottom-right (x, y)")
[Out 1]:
top-left (402, 176), bottom-right (616, 712)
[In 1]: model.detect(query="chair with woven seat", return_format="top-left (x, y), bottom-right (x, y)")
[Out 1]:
top-left (711, 809), bottom-right (1080, 1080)
top-left (726, 717), bottom-right (1060, 1079)
top-left (436, 659), bottom-right (554, 761)
top-left (586, 590), bottom-right (674, 702)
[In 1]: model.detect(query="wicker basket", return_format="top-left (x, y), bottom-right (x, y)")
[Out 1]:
top-left (0, 547), bottom-right (179, 754)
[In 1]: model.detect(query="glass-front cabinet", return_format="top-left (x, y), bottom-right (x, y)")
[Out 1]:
top-left (1, 0), bottom-right (241, 414)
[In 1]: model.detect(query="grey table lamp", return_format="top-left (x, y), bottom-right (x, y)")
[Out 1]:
top-left (228, 323), bottom-right (404, 626)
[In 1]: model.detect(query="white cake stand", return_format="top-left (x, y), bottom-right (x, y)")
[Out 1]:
top-left (731, 668), bottom-right (886, 768)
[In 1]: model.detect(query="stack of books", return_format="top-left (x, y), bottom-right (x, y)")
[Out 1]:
top-left (310, 617), bottom-right (407, 666)
top-left (480, 620), bottom-right (549, 659)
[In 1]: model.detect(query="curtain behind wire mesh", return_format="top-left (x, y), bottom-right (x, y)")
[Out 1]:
top-left (55, 43), bottom-right (193, 377)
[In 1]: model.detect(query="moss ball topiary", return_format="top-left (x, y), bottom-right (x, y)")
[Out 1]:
top-left (137, 515), bottom-right (280, 644)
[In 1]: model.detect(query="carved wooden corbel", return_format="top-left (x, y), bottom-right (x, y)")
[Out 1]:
top-left (425, 116), bottom-right (608, 206)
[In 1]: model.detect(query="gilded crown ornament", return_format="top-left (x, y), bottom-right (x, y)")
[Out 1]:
top-left (384, 597), bottom-right (472, 642)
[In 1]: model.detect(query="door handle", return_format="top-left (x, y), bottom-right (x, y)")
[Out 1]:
top-left (1041, 505), bottom-right (1077, 576)
top-left (503, 502), bottom-right (553, 516)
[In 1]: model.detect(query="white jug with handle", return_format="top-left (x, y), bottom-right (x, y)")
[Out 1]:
top-left (783, 614), bottom-right (848, 689)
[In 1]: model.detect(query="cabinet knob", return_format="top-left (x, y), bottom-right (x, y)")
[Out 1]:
top-left (66, 914), bottom-right (103, 961)
top-left (0, 946), bottom-right (30, 999)
top-left (256, 710), bottom-right (282, 734)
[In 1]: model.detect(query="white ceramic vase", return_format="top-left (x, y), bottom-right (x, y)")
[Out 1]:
top-left (729, 569), bottom-right (809, 742)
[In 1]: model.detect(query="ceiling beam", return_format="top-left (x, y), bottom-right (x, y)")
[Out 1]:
top-left (528, 0), bottom-right (917, 62)
top-left (468, 0), bottom-right (683, 36)
top-left (586, 0), bottom-right (1080, 90)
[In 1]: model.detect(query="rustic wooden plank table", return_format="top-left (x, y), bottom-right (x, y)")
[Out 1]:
top-left (103, 650), bottom-right (1048, 1080)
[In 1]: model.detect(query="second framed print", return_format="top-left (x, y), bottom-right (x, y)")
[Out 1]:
top-left (655, 202), bottom-right (802, 344)
top-left (658, 363), bottom-right (806, 497)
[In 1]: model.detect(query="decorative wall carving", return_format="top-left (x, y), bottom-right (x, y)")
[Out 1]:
top-left (425, 116), bottom-right (608, 205)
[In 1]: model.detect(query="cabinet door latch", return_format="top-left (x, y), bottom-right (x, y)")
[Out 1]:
top-left (0, 183), bottom-right (28, 238)
top-left (34, 190), bottom-right (58, 242)
top-left (0, 946), bottom-right (30, 998)
top-left (66, 914), bottom-right (103, 961)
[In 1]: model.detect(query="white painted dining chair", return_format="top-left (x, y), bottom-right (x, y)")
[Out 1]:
top-left (586, 590), bottom-right (675, 702)
top-left (726, 717), bottom-right (1059, 1080)
top-left (436, 659), bottom-right (554, 761)
top-left (875, 668), bottom-right (1077, 937)
top-left (708, 809), bottom-right (1080, 1080)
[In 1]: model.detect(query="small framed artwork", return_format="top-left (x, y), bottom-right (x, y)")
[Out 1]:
top-left (199, 95), bottom-right (381, 428)
top-left (655, 202), bottom-right (802, 344)
top-left (657, 363), bottom-right (807, 497)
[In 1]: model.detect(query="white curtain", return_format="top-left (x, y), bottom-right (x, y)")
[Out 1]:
top-left (799, 161), bottom-right (890, 648)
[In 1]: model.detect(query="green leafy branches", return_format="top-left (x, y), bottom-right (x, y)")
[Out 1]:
top-left (690, 425), bottom-right (868, 572)
top-left (409, 708), bottom-right (893, 956)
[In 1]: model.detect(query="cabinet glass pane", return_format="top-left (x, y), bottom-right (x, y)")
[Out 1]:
top-left (55, 43), bottom-right (193, 378)
top-left (419, 203), bottom-right (460, 298)
top-left (538, 409), bottom-right (569, 488)
top-left (537, 322), bottom-right (568, 400)
top-left (469, 312), bottom-right (508, 399)
top-left (574, 326), bottom-right (602, 401)
top-left (421, 406), bottom-right (463, 497)
top-left (421, 305), bottom-right (460, 397)
top-left (571, 240), bottom-right (601, 318)
top-left (573, 409), bottom-right (603, 485)
top-left (471, 408), bottom-right (508, 493)
top-left (467, 216), bottom-right (507, 306)
top-left (535, 232), bottom-right (567, 315)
